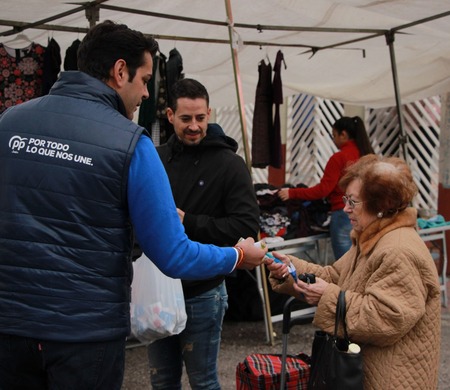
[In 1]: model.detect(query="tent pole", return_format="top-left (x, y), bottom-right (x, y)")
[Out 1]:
top-left (224, 0), bottom-right (252, 171)
top-left (385, 31), bottom-right (409, 162)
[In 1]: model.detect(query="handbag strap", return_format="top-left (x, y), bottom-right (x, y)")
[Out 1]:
top-left (334, 290), bottom-right (349, 342)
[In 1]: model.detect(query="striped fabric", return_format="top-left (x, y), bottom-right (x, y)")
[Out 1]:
top-left (236, 353), bottom-right (310, 389)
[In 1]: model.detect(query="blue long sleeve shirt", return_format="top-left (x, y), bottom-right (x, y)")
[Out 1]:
top-left (128, 135), bottom-right (238, 279)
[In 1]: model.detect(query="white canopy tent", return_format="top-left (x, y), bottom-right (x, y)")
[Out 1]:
top-left (1, 0), bottom-right (449, 110)
top-left (1, 0), bottom-right (450, 165)
top-left (2, 0), bottom-right (449, 342)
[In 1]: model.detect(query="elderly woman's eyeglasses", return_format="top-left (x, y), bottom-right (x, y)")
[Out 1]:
top-left (342, 196), bottom-right (364, 209)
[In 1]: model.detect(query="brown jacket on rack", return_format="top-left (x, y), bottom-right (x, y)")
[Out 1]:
top-left (270, 207), bottom-right (441, 390)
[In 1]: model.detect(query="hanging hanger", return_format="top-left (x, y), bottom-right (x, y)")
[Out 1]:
top-left (259, 45), bottom-right (271, 65)
top-left (4, 31), bottom-right (33, 49)
top-left (47, 30), bottom-right (55, 42)
top-left (266, 49), bottom-right (271, 65)
top-left (278, 49), bottom-right (287, 69)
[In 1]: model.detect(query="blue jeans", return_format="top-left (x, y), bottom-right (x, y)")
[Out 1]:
top-left (330, 209), bottom-right (352, 260)
top-left (0, 333), bottom-right (126, 390)
top-left (147, 282), bottom-right (228, 390)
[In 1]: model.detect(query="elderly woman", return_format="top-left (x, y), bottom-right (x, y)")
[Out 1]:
top-left (267, 154), bottom-right (441, 390)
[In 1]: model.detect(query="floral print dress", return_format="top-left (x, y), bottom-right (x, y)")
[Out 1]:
top-left (0, 43), bottom-right (45, 114)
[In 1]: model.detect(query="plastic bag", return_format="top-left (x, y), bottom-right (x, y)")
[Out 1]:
top-left (130, 253), bottom-right (187, 344)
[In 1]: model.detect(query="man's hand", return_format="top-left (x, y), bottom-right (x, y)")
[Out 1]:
top-left (234, 238), bottom-right (267, 270)
top-left (176, 208), bottom-right (185, 223)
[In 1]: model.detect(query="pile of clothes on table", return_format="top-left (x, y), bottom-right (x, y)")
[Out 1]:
top-left (255, 183), bottom-right (330, 240)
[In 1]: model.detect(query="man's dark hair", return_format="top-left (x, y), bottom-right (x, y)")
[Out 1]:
top-left (169, 78), bottom-right (209, 111)
top-left (77, 20), bottom-right (159, 82)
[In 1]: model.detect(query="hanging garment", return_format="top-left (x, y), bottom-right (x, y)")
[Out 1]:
top-left (271, 50), bottom-right (285, 169)
top-left (138, 52), bottom-right (162, 134)
top-left (0, 42), bottom-right (46, 113)
top-left (154, 52), bottom-right (174, 144)
top-left (63, 39), bottom-right (81, 71)
top-left (42, 38), bottom-right (61, 95)
top-left (166, 47), bottom-right (184, 109)
top-left (251, 59), bottom-right (273, 168)
top-left (155, 52), bottom-right (168, 120)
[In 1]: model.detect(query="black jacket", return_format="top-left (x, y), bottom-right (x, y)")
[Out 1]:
top-left (157, 124), bottom-right (260, 298)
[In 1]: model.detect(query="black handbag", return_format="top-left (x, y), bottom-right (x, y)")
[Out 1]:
top-left (308, 290), bottom-right (364, 390)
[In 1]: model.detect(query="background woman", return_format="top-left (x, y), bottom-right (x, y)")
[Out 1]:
top-left (268, 154), bottom-right (441, 389)
top-left (278, 116), bottom-right (374, 259)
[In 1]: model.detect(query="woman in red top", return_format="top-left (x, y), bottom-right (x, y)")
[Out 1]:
top-left (279, 116), bottom-right (374, 259)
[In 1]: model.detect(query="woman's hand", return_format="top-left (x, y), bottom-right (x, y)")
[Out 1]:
top-left (265, 251), bottom-right (289, 279)
top-left (293, 277), bottom-right (329, 305)
top-left (278, 188), bottom-right (290, 201)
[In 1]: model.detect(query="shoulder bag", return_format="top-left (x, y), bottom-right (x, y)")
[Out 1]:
top-left (308, 290), bottom-right (364, 390)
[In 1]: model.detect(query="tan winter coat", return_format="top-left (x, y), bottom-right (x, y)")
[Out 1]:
top-left (270, 208), bottom-right (441, 389)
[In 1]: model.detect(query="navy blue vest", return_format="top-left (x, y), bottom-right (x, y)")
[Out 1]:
top-left (0, 72), bottom-right (144, 342)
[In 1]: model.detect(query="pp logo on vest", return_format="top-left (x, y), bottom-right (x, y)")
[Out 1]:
top-left (9, 136), bottom-right (28, 154)
top-left (7, 135), bottom-right (94, 166)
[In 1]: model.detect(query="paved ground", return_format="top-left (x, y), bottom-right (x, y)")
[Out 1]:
top-left (122, 282), bottom-right (450, 389)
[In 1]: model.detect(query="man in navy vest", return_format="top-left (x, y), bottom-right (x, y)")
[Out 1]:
top-left (0, 20), bottom-right (265, 389)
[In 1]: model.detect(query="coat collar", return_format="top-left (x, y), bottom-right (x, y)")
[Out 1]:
top-left (352, 207), bottom-right (417, 256)
top-left (50, 71), bottom-right (127, 118)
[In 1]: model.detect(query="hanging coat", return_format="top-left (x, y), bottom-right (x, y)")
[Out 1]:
top-left (251, 59), bottom-right (273, 168)
top-left (270, 50), bottom-right (284, 168)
